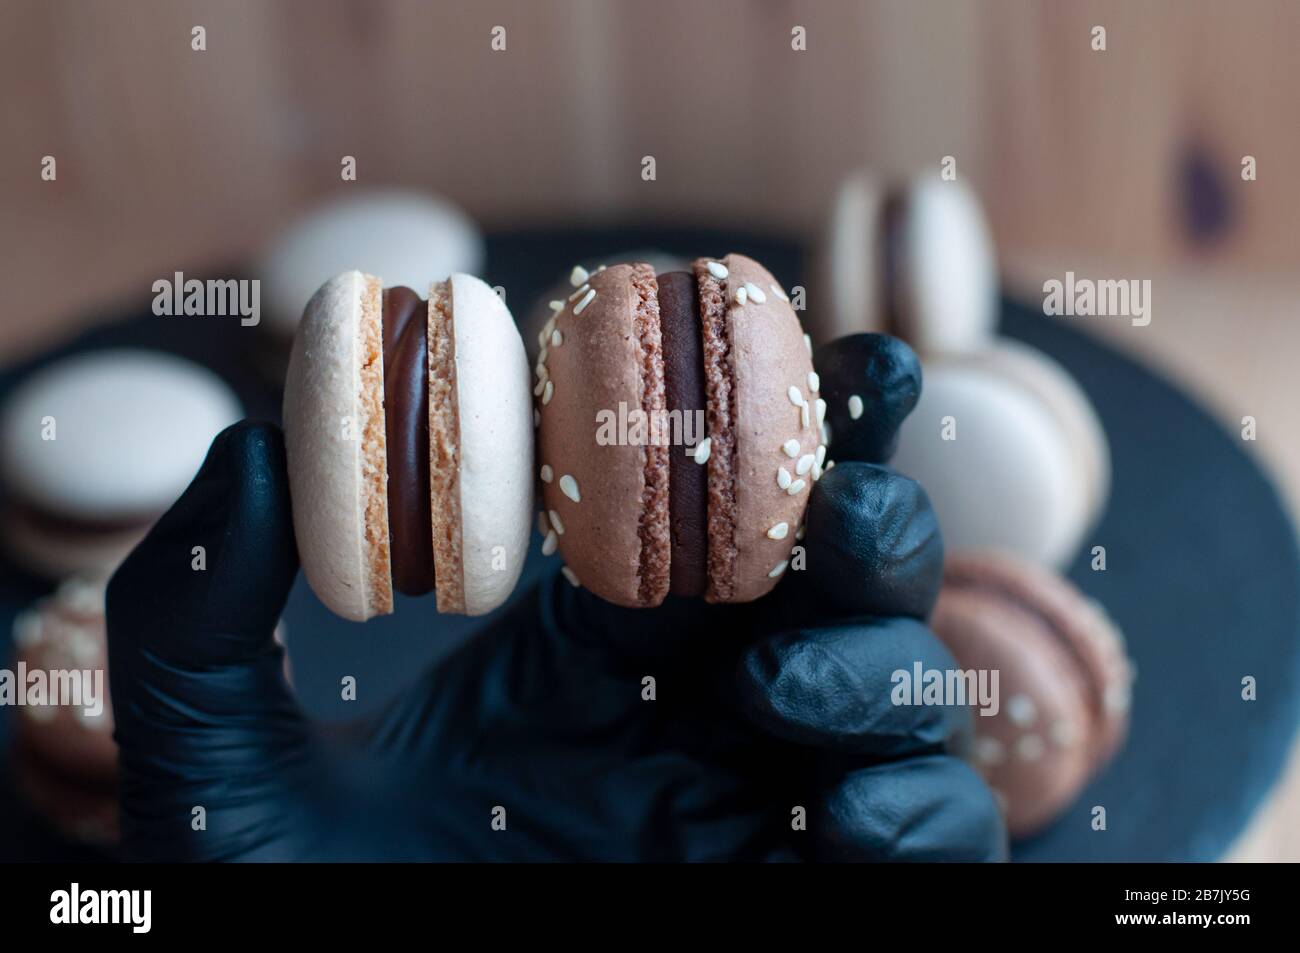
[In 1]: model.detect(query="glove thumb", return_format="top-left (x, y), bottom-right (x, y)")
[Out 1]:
top-left (107, 421), bottom-right (306, 857)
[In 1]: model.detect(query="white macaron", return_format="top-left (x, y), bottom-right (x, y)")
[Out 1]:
top-left (282, 270), bottom-right (533, 622)
top-left (811, 171), bottom-right (997, 353)
top-left (891, 346), bottom-right (1109, 568)
top-left (0, 350), bottom-right (242, 577)
top-left (261, 189), bottom-right (484, 340)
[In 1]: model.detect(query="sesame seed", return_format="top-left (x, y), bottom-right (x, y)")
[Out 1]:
top-left (1016, 735), bottom-right (1045, 762)
top-left (538, 346), bottom-right (548, 364)
top-left (795, 525), bottom-right (806, 541)
top-left (570, 265), bottom-right (589, 287)
top-left (542, 380), bottom-right (554, 404)
top-left (825, 459), bottom-right (835, 471)
top-left (534, 409), bottom-right (541, 427)
top-left (771, 283), bottom-right (789, 302)
top-left (534, 363), bottom-right (547, 381)
top-left (743, 281), bottom-right (766, 303)
top-left (542, 530), bottom-right (559, 556)
top-left (1007, 695), bottom-right (1037, 726)
top-left (788, 386), bottom-right (804, 407)
top-left (787, 478), bottom-right (806, 495)
top-left (540, 464), bottom-right (553, 483)
top-left (549, 299), bottom-right (564, 312)
top-left (768, 561), bottom-right (789, 578)
top-left (767, 522), bottom-right (789, 540)
top-left (561, 566), bottom-right (581, 587)
top-left (734, 286), bottom-right (748, 306)
top-left (551, 329), bottom-right (563, 347)
top-left (803, 333), bottom-right (812, 355)
top-left (533, 377), bottom-right (547, 397)
top-left (782, 439), bottom-right (800, 457)
top-left (815, 398), bottom-right (827, 428)
top-left (568, 283), bottom-right (590, 301)
top-left (706, 260), bottom-right (729, 279)
top-left (848, 395), bottom-right (864, 420)
top-left (975, 736), bottom-right (1006, 766)
top-left (812, 460), bottom-right (822, 481)
top-left (777, 467), bottom-right (792, 489)
top-left (574, 289), bottom-right (596, 315)
top-left (808, 371), bottom-right (820, 392)
top-left (595, 264), bottom-right (607, 273)
top-left (801, 402), bottom-right (810, 429)
top-left (538, 328), bottom-right (550, 348)
top-left (821, 421), bottom-right (832, 445)
top-left (1051, 720), bottom-right (1079, 748)
top-left (560, 474), bottom-right (581, 502)
top-left (548, 510), bottom-right (565, 535)
top-left (693, 437), bottom-right (712, 464)
top-left (795, 454), bottom-right (814, 476)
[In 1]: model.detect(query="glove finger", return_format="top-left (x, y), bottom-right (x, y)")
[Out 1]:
top-left (816, 333), bottom-right (921, 464)
top-left (789, 461), bottom-right (943, 620)
top-left (736, 615), bottom-right (972, 758)
top-left (811, 755), bottom-right (1008, 862)
top-left (107, 421), bottom-right (307, 859)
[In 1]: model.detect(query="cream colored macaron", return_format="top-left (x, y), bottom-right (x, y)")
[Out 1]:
top-left (283, 271), bottom-right (532, 621)
top-left (810, 171), bottom-right (997, 353)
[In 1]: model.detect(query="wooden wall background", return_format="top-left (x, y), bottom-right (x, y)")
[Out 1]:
top-left (3, 0), bottom-right (1299, 355)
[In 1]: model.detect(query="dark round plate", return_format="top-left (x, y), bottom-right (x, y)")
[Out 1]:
top-left (1, 228), bottom-right (1296, 861)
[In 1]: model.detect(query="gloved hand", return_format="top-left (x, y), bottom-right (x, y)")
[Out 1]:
top-left (108, 333), bottom-right (1006, 862)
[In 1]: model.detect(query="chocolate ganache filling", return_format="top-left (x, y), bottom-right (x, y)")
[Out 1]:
top-left (381, 286), bottom-right (435, 596)
top-left (655, 271), bottom-right (709, 597)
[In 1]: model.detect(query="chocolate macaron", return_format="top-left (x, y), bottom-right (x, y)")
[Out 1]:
top-left (283, 271), bottom-right (533, 621)
top-left (11, 576), bottom-right (118, 845)
top-left (534, 254), bottom-right (821, 607)
top-left (930, 549), bottom-right (1133, 838)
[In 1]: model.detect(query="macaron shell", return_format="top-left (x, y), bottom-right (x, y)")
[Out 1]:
top-left (930, 582), bottom-right (1098, 837)
top-left (897, 176), bottom-right (998, 356)
top-left (283, 270), bottom-right (392, 621)
top-left (811, 170), bottom-right (886, 346)
top-left (0, 350), bottom-right (242, 520)
top-left (537, 265), bottom-right (647, 606)
top-left (975, 341), bottom-right (1111, 529)
top-left (891, 356), bottom-right (1088, 568)
top-left (1, 512), bottom-right (148, 580)
top-left (446, 273), bottom-right (534, 615)
top-left (718, 254), bottom-right (819, 601)
top-left (944, 549), bottom-right (1132, 766)
top-left (12, 601), bottom-right (116, 783)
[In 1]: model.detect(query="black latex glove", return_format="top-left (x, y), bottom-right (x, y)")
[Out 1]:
top-left (108, 333), bottom-right (1006, 862)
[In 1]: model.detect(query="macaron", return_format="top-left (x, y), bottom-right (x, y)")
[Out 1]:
top-left (523, 250), bottom-right (688, 369)
top-left (0, 350), bottom-right (242, 578)
top-left (283, 270), bottom-right (533, 621)
top-left (811, 171), bottom-right (997, 353)
top-left (261, 189), bottom-right (484, 342)
top-left (11, 575), bottom-right (118, 845)
top-left (889, 343), bottom-right (1109, 568)
top-left (930, 549), bottom-right (1133, 838)
top-left (534, 254), bottom-right (820, 607)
